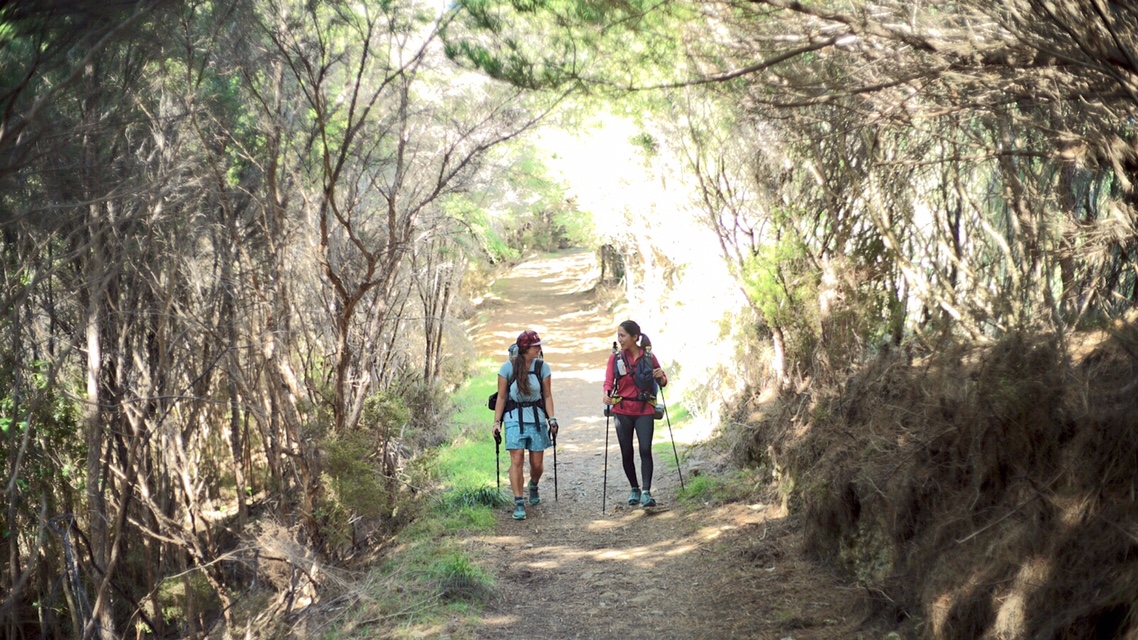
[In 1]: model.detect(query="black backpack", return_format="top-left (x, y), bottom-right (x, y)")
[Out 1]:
top-left (487, 354), bottom-right (546, 430)
top-left (632, 351), bottom-right (657, 397)
top-left (608, 348), bottom-right (664, 419)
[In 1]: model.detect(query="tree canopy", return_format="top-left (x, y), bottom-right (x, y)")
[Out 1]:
top-left (2, 0), bottom-right (1137, 637)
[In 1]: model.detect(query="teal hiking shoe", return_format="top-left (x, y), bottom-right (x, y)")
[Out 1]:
top-left (641, 491), bottom-right (656, 507)
top-left (512, 499), bottom-right (526, 520)
top-left (628, 487), bottom-right (642, 506)
top-left (528, 480), bottom-right (541, 505)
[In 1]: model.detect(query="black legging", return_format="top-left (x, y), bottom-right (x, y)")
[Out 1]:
top-left (615, 413), bottom-right (654, 491)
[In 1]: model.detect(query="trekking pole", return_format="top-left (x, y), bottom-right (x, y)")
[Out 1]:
top-left (550, 421), bottom-right (558, 501)
top-left (603, 341), bottom-right (619, 514)
top-left (602, 410), bottom-right (610, 514)
top-left (659, 387), bottom-right (685, 491)
top-left (546, 419), bottom-right (555, 498)
top-left (494, 429), bottom-right (502, 492)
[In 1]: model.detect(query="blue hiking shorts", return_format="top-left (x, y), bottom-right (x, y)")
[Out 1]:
top-left (503, 419), bottom-right (552, 452)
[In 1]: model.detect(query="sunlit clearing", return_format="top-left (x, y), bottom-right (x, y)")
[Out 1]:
top-left (537, 112), bottom-right (749, 418)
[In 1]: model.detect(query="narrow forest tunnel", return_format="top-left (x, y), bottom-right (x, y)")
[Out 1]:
top-left (454, 249), bottom-right (884, 640)
top-left (4, 1), bottom-right (1138, 638)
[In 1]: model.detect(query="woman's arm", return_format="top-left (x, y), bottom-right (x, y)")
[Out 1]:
top-left (602, 354), bottom-right (617, 403)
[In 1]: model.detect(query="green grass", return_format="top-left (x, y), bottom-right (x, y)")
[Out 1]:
top-left (652, 400), bottom-right (691, 473)
top-left (659, 401), bottom-right (690, 424)
top-left (331, 359), bottom-right (726, 637)
top-left (675, 469), bottom-right (761, 506)
top-left (322, 363), bottom-right (510, 638)
top-left (427, 550), bottom-right (495, 601)
top-left (436, 358), bottom-right (505, 492)
top-left (451, 357), bottom-right (499, 429)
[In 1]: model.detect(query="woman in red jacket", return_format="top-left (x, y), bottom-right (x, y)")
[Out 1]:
top-left (603, 320), bottom-right (668, 507)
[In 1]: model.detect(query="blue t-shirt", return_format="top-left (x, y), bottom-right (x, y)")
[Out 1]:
top-left (498, 359), bottom-right (551, 403)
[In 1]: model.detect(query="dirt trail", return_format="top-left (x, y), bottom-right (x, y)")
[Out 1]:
top-left (461, 249), bottom-right (874, 640)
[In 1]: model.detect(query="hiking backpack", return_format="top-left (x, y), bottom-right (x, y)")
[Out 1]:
top-left (607, 347), bottom-right (664, 420)
top-left (632, 351), bottom-right (657, 397)
top-left (487, 348), bottom-right (546, 429)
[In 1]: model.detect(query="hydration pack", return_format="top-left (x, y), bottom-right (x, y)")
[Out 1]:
top-left (487, 344), bottom-right (546, 430)
top-left (608, 348), bottom-right (663, 419)
top-left (632, 351), bottom-right (657, 397)
top-left (486, 357), bottom-right (544, 413)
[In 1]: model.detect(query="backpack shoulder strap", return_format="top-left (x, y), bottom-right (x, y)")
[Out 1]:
top-left (508, 359), bottom-right (545, 395)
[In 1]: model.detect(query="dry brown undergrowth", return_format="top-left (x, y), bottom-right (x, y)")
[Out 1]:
top-left (266, 251), bottom-right (1138, 640)
top-left (740, 320), bottom-right (1138, 639)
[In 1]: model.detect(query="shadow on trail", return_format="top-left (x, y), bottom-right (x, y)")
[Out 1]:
top-left (457, 248), bottom-right (877, 640)
top-left (464, 249), bottom-right (755, 640)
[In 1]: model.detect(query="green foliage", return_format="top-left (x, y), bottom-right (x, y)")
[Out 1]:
top-left (677, 474), bottom-right (723, 504)
top-left (325, 361), bottom-right (506, 627)
top-left (451, 357), bottom-right (500, 426)
top-left (740, 233), bottom-right (816, 330)
top-left (323, 432), bottom-right (387, 520)
top-left (316, 386), bottom-right (433, 552)
top-left (0, 359), bottom-right (85, 530)
top-left (342, 501), bottom-right (500, 633)
top-left (316, 432), bottom-right (390, 552)
top-left (676, 470), bottom-right (759, 506)
top-left (440, 139), bottom-right (596, 264)
top-left (361, 392), bottom-right (411, 442)
top-left (349, 537), bottom-right (495, 634)
top-left (428, 550), bottom-right (495, 601)
top-left (441, 485), bottom-right (511, 510)
top-left (510, 144), bottom-right (591, 251)
top-left (444, 195), bottom-right (520, 263)
top-left (431, 497), bottom-right (504, 535)
top-left (630, 131), bottom-right (659, 157)
top-left (435, 422), bottom-right (500, 491)
top-left (157, 572), bottom-right (220, 627)
top-left (398, 379), bottom-right (456, 449)
top-left (444, 0), bottom-right (695, 91)
top-left (554, 201), bottom-right (596, 247)
top-left (660, 401), bottom-right (690, 424)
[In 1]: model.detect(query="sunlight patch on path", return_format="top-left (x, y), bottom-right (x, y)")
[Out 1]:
top-left (470, 504), bottom-right (777, 574)
top-left (463, 248), bottom-right (781, 640)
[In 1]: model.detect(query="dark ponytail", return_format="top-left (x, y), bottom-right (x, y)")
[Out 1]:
top-left (620, 320), bottom-right (651, 350)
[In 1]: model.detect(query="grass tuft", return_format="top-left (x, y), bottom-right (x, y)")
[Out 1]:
top-left (443, 485), bottom-right (511, 509)
top-left (428, 551), bottom-right (495, 602)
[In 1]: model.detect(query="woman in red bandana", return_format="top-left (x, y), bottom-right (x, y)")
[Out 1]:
top-left (492, 330), bottom-right (557, 520)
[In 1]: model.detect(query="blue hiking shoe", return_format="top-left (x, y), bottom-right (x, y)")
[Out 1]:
top-left (628, 487), bottom-right (642, 506)
top-left (528, 480), bottom-right (541, 505)
top-left (641, 491), bottom-right (656, 507)
top-left (512, 500), bottom-right (526, 520)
